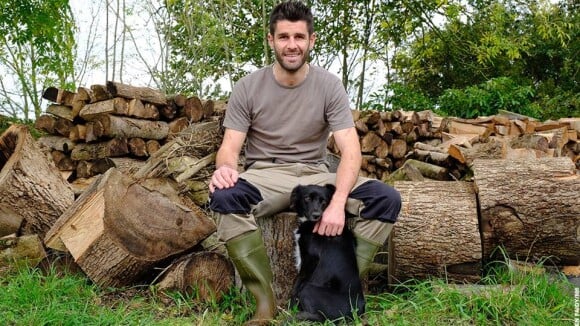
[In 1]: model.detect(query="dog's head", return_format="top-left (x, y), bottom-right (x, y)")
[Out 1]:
top-left (290, 184), bottom-right (336, 222)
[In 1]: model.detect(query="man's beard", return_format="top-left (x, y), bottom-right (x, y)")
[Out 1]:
top-left (274, 48), bottom-right (311, 73)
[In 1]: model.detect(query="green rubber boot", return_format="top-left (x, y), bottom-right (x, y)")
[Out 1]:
top-left (226, 230), bottom-right (276, 325)
top-left (355, 235), bottom-right (382, 277)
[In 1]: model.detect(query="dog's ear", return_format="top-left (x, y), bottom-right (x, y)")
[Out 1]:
top-left (324, 184), bottom-right (336, 196)
top-left (290, 185), bottom-right (303, 210)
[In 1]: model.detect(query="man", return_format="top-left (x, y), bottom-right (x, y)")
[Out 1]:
top-left (209, 1), bottom-right (401, 324)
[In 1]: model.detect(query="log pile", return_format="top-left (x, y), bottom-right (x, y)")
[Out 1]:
top-left (35, 83), bottom-right (226, 199)
top-left (330, 109), bottom-right (580, 183)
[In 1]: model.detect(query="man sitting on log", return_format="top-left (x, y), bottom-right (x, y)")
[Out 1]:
top-left (208, 1), bottom-right (401, 324)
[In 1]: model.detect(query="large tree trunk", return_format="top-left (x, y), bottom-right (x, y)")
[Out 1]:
top-left (473, 157), bottom-right (580, 265)
top-left (44, 168), bottom-right (216, 288)
top-left (392, 181), bottom-right (481, 283)
top-left (0, 125), bottom-right (75, 237)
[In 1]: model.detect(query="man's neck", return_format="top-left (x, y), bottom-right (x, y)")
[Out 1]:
top-left (273, 62), bottom-right (310, 87)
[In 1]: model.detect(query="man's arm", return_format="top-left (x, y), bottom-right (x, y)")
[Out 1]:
top-left (209, 128), bottom-right (246, 192)
top-left (314, 127), bottom-right (362, 236)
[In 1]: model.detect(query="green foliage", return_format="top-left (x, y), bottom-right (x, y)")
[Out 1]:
top-left (437, 77), bottom-right (540, 119)
top-left (385, 0), bottom-right (578, 119)
top-left (0, 0), bottom-right (76, 120)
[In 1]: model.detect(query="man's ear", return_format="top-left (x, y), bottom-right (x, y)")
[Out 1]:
top-left (309, 32), bottom-right (316, 50)
top-left (267, 33), bottom-right (274, 48)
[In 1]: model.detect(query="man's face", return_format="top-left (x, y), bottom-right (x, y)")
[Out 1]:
top-left (268, 20), bottom-right (316, 73)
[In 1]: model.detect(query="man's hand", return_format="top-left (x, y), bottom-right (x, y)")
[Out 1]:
top-left (209, 165), bottom-right (239, 193)
top-left (313, 201), bottom-right (346, 236)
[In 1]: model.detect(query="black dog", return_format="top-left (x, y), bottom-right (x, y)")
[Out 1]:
top-left (289, 184), bottom-right (365, 322)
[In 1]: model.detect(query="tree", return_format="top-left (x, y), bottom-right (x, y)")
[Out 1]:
top-left (0, 0), bottom-right (76, 120)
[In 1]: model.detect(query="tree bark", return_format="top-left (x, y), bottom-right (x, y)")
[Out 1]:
top-left (0, 125), bottom-right (75, 238)
top-left (93, 114), bottom-right (169, 140)
top-left (392, 181), bottom-right (481, 283)
top-left (256, 212), bottom-right (299, 306)
top-left (155, 251), bottom-right (234, 302)
top-left (473, 157), bottom-right (580, 265)
top-left (107, 81), bottom-right (167, 106)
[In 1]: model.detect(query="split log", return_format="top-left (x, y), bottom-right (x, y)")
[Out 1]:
top-left (128, 138), bottom-right (148, 157)
top-left (79, 98), bottom-right (129, 120)
top-left (473, 158), bottom-right (580, 265)
top-left (34, 114), bottom-right (57, 134)
top-left (93, 114), bottom-right (169, 140)
top-left (107, 81), bottom-right (167, 106)
top-left (128, 99), bottom-right (159, 120)
top-left (44, 168), bottom-right (216, 288)
top-left (90, 84), bottom-right (113, 102)
top-left (70, 138), bottom-right (129, 161)
top-left (42, 87), bottom-right (75, 106)
top-left (76, 158), bottom-right (115, 179)
top-left (46, 104), bottom-right (74, 121)
top-left (51, 151), bottom-right (77, 171)
top-left (53, 117), bottom-right (74, 137)
top-left (0, 234), bottom-right (47, 273)
top-left (392, 181), bottom-right (481, 283)
top-left (0, 125), bottom-right (74, 237)
top-left (37, 135), bottom-right (75, 153)
top-left (69, 124), bottom-right (87, 142)
top-left (155, 251), bottom-right (234, 302)
top-left (183, 96), bottom-right (204, 122)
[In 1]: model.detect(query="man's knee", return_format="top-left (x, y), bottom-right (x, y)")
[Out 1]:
top-left (350, 180), bottom-right (401, 223)
top-left (209, 178), bottom-right (263, 214)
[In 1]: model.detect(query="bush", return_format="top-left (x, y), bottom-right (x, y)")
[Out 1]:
top-left (437, 77), bottom-right (540, 119)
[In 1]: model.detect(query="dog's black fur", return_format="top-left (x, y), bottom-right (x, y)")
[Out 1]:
top-left (289, 184), bottom-right (365, 322)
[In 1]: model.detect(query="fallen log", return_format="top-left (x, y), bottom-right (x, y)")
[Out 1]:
top-left (155, 251), bottom-right (234, 302)
top-left (473, 157), bottom-right (580, 265)
top-left (392, 181), bottom-right (481, 283)
top-left (0, 125), bottom-right (75, 237)
top-left (44, 168), bottom-right (217, 288)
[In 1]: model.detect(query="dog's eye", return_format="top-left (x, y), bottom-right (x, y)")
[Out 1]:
top-left (304, 197), bottom-right (311, 202)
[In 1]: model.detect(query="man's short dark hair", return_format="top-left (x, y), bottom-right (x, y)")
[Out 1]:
top-left (269, 1), bottom-right (314, 36)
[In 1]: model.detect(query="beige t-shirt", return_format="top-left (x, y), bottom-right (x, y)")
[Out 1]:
top-left (224, 65), bottom-right (354, 165)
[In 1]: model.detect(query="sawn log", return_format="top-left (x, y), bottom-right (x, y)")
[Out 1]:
top-left (44, 168), bottom-right (216, 288)
top-left (0, 125), bottom-right (74, 237)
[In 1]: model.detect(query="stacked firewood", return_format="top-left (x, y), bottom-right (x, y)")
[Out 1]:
top-left (329, 109), bottom-right (580, 183)
top-left (34, 82), bottom-right (226, 196)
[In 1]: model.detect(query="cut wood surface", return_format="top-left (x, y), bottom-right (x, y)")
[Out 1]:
top-left (0, 125), bottom-right (74, 238)
top-left (44, 168), bottom-right (216, 287)
top-left (392, 181), bottom-right (481, 283)
top-left (473, 157), bottom-right (580, 265)
top-left (79, 98), bottom-right (129, 120)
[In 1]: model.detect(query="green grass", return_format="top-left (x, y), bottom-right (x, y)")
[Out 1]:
top-left (0, 261), bottom-right (575, 325)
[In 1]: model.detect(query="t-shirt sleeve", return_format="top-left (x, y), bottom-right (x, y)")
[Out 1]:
top-left (325, 77), bottom-right (355, 132)
top-left (223, 79), bottom-right (251, 133)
